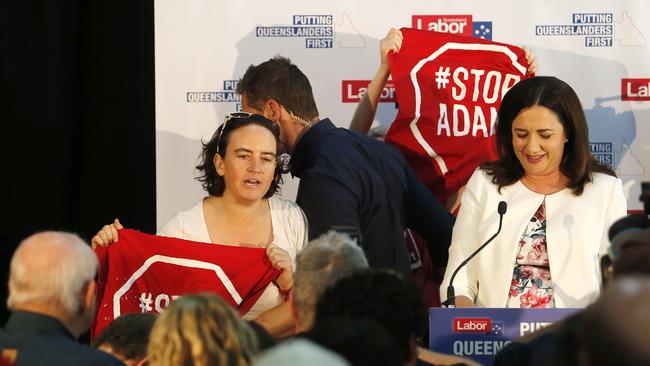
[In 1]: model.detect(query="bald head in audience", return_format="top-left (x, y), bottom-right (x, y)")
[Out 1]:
top-left (7, 231), bottom-right (98, 338)
top-left (2, 232), bottom-right (121, 365)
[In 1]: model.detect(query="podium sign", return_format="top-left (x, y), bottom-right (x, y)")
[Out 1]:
top-left (429, 308), bottom-right (579, 365)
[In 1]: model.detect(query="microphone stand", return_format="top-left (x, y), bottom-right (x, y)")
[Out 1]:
top-left (442, 202), bottom-right (507, 308)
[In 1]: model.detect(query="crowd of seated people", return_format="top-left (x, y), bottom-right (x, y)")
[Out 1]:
top-left (4, 220), bottom-right (647, 366)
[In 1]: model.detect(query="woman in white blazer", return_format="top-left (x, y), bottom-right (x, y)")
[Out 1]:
top-left (441, 77), bottom-right (627, 308)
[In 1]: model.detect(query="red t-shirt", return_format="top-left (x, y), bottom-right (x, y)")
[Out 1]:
top-left (92, 229), bottom-right (279, 338)
top-left (386, 28), bottom-right (532, 204)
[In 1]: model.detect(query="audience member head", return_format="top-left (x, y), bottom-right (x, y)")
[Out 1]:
top-left (601, 214), bottom-right (650, 284)
top-left (292, 231), bottom-right (368, 332)
top-left (237, 56), bottom-right (319, 153)
top-left (314, 269), bottom-right (427, 366)
top-left (7, 231), bottom-right (98, 338)
top-left (304, 316), bottom-right (403, 366)
top-left (92, 313), bottom-right (157, 366)
top-left (612, 228), bottom-right (650, 278)
top-left (482, 76), bottom-right (614, 194)
top-left (147, 293), bottom-right (258, 366)
top-left (608, 213), bottom-right (650, 259)
top-left (196, 112), bottom-right (282, 199)
top-left (578, 277), bottom-right (650, 366)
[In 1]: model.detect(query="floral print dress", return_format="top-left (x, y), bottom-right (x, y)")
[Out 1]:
top-left (506, 199), bottom-right (555, 308)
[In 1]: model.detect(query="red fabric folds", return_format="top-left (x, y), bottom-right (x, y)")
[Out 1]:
top-left (92, 229), bottom-right (279, 338)
top-left (386, 28), bottom-right (532, 204)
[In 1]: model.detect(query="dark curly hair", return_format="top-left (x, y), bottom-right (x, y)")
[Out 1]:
top-left (481, 76), bottom-right (614, 195)
top-left (196, 113), bottom-right (282, 198)
top-left (92, 313), bottom-right (157, 361)
top-left (315, 269), bottom-right (427, 363)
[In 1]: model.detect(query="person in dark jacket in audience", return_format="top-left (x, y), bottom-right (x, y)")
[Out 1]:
top-left (0, 231), bottom-right (123, 366)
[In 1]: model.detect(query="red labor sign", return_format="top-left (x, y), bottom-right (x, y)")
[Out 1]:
top-left (386, 28), bottom-right (533, 205)
top-left (92, 229), bottom-right (279, 338)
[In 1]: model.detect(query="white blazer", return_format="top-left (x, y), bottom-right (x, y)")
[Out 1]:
top-left (441, 169), bottom-right (627, 308)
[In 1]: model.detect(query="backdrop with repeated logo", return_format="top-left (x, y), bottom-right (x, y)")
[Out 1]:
top-left (155, 0), bottom-right (649, 228)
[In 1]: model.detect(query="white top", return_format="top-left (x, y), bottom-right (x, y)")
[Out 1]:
top-left (441, 169), bottom-right (627, 308)
top-left (158, 196), bottom-right (308, 319)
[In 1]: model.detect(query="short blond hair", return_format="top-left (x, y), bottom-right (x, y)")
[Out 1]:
top-left (147, 293), bottom-right (258, 366)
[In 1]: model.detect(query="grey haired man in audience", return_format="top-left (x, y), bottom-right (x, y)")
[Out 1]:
top-left (0, 231), bottom-right (123, 366)
top-left (291, 230), bottom-right (368, 333)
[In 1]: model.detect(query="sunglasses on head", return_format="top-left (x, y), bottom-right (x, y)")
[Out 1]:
top-left (215, 112), bottom-right (254, 154)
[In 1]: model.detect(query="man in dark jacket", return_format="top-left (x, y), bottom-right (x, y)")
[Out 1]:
top-left (237, 56), bottom-right (454, 277)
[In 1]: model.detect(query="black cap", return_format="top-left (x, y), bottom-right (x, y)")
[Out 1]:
top-left (608, 214), bottom-right (650, 258)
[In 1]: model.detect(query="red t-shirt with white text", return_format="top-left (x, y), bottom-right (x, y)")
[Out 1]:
top-left (386, 28), bottom-right (532, 204)
top-left (92, 229), bottom-right (279, 338)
